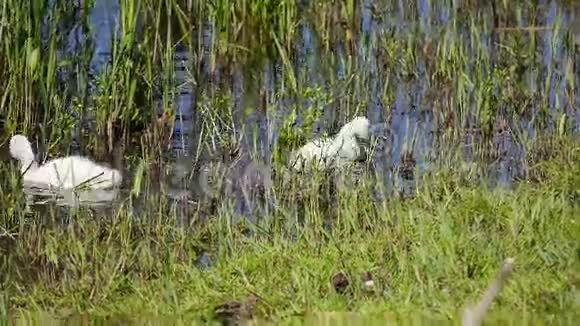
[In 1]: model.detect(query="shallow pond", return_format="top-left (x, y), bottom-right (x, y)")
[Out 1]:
top-left (1, 0), bottom-right (578, 219)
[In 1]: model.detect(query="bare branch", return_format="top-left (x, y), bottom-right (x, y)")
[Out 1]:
top-left (462, 258), bottom-right (515, 326)
top-left (494, 26), bottom-right (552, 32)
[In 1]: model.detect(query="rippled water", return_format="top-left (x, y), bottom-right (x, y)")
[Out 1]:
top-left (10, 0), bottom-right (580, 219)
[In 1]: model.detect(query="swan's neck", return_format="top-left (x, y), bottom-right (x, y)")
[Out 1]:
top-left (20, 159), bottom-right (38, 174)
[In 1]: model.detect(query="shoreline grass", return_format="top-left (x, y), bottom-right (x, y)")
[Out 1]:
top-left (1, 137), bottom-right (578, 324)
top-left (0, 0), bottom-right (579, 324)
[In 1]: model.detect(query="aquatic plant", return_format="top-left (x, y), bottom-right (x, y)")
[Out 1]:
top-left (0, 0), bottom-right (578, 324)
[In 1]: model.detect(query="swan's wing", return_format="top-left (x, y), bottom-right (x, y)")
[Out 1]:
top-left (40, 157), bottom-right (121, 189)
top-left (289, 138), bottom-right (334, 170)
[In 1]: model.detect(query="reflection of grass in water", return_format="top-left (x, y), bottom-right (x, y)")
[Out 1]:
top-left (0, 1), bottom-right (574, 169)
top-left (0, 0), bottom-right (578, 323)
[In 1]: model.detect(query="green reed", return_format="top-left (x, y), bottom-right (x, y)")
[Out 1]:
top-left (0, 136), bottom-right (577, 322)
top-left (0, 0), bottom-right (579, 323)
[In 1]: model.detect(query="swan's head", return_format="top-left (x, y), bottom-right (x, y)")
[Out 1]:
top-left (338, 116), bottom-right (371, 142)
top-left (9, 134), bottom-right (35, 162)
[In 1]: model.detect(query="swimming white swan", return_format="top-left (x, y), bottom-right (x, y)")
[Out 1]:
top-left (9, 134), bottom-right (122, 190)
top-left (289, 116), bottom-right (371, 171)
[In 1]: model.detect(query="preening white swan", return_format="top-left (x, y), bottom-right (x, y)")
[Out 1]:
top-left (9, 134), bottom-right (122, 190)
top-left (289, 116), bottom-right (371, 171)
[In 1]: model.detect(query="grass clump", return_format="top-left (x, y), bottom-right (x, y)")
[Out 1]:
top-left (0, 0), bottom-right (578, 324)
top-left (0, 138), bottom-right (578, 324)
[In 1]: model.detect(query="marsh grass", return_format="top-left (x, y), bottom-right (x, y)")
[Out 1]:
top-left (0, 0), bottom-right (579, 324)
top-left (0, 136), bottom-right (578, 324)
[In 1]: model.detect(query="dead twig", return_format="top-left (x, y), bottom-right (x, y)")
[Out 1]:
top-left (0, 226), bottom-right (17, 239)
top-left (495, 26), bottom-right (552, 32)
top-left (462, 257), bottom-right (515, 326)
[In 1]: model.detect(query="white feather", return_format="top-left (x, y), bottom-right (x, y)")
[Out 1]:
top-left (289, 116), bottom-right (370, 171)
top-left (10, 134), bottom-right (122, 190)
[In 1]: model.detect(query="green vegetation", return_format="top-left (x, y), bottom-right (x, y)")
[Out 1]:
top-left (0, 0), bottom-right (579, 324)
top-left (1, 137), bottom-right (578, 324)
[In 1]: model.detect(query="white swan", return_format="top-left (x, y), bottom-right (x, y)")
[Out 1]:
top-left (289, 116), bottom-right (371, 171)
top-left (9, 134), bottom-right (122, 190)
